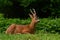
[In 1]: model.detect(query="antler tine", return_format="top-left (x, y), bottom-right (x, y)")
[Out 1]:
top-left (30, 9), bottom-right (34, 14)
top-left (32, 9), bottom-right (37, 17)
top-left (33, 9), bottom-right (36, 14)
top-left (29, 13), bottom-right (33, 18)
top-left (30, 9), bottom-right (37, 17)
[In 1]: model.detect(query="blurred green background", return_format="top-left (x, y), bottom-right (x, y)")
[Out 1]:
top-left (0, 0), bottom-right (60, 40)
top-left (0, 0), bottom-right (60, 34)
top-left (0, 0), bottom-right (60, 18)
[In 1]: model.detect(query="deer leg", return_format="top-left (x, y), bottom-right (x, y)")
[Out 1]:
top-left (5, 24), bottom-right (16, 34)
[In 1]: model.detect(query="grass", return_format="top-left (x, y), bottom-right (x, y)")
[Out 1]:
top-left (0, 14), bottom-right (60, 40)
top-left (0, 33), bottom-right (60, 40)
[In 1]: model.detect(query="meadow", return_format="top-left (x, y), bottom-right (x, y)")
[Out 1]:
top-left (0, 33), bottom-right (60, 40)
top-left (0, 14), bottom-right (60, 40)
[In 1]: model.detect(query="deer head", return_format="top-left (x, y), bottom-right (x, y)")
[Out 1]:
top-left (29, 9), bottom-right (39, 23)
top-left (5, 9), bottom-right (39, 34)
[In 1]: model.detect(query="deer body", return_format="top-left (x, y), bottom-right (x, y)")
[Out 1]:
top-left (14, 24), bottom-right (34, 34)
top-left (5, 9), bottom-right (39, 34)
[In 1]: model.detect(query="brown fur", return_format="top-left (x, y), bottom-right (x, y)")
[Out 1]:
top-left (5, 9), bottom-right (39, 34)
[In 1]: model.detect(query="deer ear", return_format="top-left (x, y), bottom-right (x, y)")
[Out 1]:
top-left (29, 14), bottom-right (33, 18)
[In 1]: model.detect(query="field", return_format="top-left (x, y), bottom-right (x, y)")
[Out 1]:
top-left (0, 33), bottom-right (60, 40)
top-left (0, 0), bottom-right (60, 40)
top-left (0, 14), bottom-right (60, 40)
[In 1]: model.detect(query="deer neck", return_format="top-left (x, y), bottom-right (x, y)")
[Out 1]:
top-left (29, 20), bottom-right (36, 29)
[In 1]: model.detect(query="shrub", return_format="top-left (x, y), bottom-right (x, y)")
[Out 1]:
top-left (37, 18), bottom-right (60, 33)
top-left (0, 14), bottom-right (60, 33)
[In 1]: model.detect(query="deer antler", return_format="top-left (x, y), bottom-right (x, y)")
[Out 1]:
top-left (5, 8), bottom-right (39, 34)
top-left (29, 9), bottom-right (37, 18)
top-left (30, 9), bottom-right (36, 14)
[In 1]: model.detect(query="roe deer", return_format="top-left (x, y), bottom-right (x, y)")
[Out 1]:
top-left (5, 9), bottom-right (39, 34)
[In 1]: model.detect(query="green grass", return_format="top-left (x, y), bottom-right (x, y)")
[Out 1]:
top-left (0, 14), bottom-right (60, 40)
top-left (0, 33), bottom-right (60, 40)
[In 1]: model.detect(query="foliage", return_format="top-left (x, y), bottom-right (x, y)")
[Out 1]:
top-left (50, 0), bottom-right (60, 17)
top-left (38, 18), bottom-right (60, 33)
top-left (0, 0), bottom-right (12, 8)
top-left (0, 14), bottom-right (60, 34)
top-left (0, 0), bottom-right (57, 18)
top-left (0, 33), bottom-right (60, 40)
top-left (20, 0), bottom-right (36, 7)
top-left (0, 0), bottom-right (36, 7)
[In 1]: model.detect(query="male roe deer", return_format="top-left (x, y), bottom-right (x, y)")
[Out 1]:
top-left (5, 9), bottom-right (39, 34)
